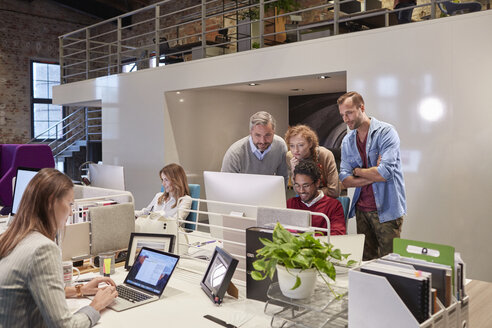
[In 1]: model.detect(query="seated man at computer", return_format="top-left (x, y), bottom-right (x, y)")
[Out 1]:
top-left (221, 111), bottom-right (288, 182)
top-left (287, 160), bottom-right (346, 235)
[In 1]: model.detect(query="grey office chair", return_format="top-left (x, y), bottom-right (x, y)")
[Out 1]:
top-left (156, 37), bottom-right (184, 64)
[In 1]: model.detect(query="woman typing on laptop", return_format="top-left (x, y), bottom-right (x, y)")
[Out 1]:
top-left (0, 168), bottom-right (118, 327)
top-left (135, 163), bottom-right (192, 231)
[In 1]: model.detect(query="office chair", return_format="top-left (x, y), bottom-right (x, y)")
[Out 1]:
top-left (336, 196), bottom-right (351, 234)
top-left (215, 28), bottom-right (229, 43)
top-left (155, 37), bottom-right (184, 64)
top-left (438, 0), bottom-right (481, 15)
top-left (185, 184), bottom-right (200, 231)
top-left (160, 183), bottom-right (200, 231)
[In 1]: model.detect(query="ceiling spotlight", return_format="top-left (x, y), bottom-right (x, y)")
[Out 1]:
top-left (176, 91), bottom-right (181, 94)
top-left (248, 83), bottom-right (260, 86)
top-left (318, 75), bottom-right (330, 79)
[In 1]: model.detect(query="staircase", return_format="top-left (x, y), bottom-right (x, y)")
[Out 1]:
top-left (28, 106), bottom-right (102, 180)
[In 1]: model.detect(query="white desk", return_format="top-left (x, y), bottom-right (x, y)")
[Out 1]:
top-left (76, 260), bottom-right (271, 327)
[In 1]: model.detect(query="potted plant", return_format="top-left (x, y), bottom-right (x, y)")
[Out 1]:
top-left (250, 222), bottom-right (356, 299)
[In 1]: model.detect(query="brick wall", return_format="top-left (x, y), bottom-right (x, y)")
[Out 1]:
top-left (0, 0), bottom-right (100, 144)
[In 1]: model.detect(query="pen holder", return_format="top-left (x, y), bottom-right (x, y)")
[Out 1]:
top-left (98, 252), bottom-right (115, 276)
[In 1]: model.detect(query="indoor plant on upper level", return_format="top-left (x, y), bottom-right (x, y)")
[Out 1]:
top-left (250, 222), bottom-right (356, 299)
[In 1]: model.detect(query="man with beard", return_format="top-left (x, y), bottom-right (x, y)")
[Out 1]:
top-left (221, 111), bottom-right (288, 182)
top-left (287, 159), bottom-right (346, 235)
top-left (338, 91), bottom-right (406, 260)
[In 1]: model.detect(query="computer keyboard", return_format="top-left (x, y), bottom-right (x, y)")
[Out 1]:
top-left (116, 285), bottom-right (152, 303)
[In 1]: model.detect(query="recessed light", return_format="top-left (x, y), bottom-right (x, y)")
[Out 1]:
top-left (318, 75), bottom-right (330, 79)
top-left (290, 88), bottom-right (304, 92)
top-left (248, 83), bottom-right (260, 86)
top-left (176, 91), bottom-right (181, 94)
top-left (179, 99), bottom-right (184, 102)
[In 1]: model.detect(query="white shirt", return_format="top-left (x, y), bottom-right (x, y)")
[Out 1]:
top-left (302, 190), bottom-right (325, 208)
top-left (249, 136), bottom-right (272, 160)
top-left (135, 193), bottom-right (192, 220)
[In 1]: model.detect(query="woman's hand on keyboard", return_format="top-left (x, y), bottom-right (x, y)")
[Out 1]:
top-left (90, 285), bottom-right (118, 312)
top-left (82, 276), bottom-right (116, 296)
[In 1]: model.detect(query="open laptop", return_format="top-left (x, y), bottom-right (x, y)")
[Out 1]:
top-left (104, 247), bottom-right (179, 312)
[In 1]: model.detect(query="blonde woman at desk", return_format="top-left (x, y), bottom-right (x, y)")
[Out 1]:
top-left (0, 168), bottom-right (118, 327)
top-left (135, 163), bottom-right (192, 230)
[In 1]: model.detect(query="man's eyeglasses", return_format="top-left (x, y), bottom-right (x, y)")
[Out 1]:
top-left (293, 182), bottom-right (315, 190)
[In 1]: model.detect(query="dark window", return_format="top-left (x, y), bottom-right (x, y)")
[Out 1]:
top-left (31, 60), bottom-right (62, 139)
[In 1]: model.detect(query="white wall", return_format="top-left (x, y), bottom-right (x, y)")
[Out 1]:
top-left (54, 11), bottom-right (492, 281)
top-left (165, 89), bottom-right (288, 196)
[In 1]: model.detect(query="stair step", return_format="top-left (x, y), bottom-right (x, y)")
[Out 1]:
top-left (73, 140), bottom-right (87, 146)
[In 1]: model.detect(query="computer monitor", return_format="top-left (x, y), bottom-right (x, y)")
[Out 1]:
top-left (11, 167), bottom-right (41, 216)
top-left (88, 163), bottom-right (125, 190)
top-left (203, 171), bottom-right (286, 281)
top-left (203, 171), bottom-right (286, 236)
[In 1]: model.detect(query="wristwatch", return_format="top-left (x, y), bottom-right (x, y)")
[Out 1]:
top-left (75, 284), bottom-right (84, 298)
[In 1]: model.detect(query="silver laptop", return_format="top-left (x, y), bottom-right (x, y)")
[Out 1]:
top-left (106, 247), bottom-right (179, 312)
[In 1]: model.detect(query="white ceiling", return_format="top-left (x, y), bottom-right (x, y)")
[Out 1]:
top-left (204, 71), bottom-right (347, 96)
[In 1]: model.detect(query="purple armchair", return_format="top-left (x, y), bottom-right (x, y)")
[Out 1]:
top-left (0, 144), bottom-right (55, 214)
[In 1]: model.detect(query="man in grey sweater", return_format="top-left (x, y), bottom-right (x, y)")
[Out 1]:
top-left (221, 111), bottom-right (288, 182)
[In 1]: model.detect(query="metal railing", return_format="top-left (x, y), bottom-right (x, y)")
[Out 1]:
top-left (59, 0), bottom-right (486, 83)
top-left (28, 107), bottom-right (102, 162)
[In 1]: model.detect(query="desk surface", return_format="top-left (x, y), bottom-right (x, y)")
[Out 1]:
top-left (299, 8), bottom-right (397, 32)
top-left (165, 40), bottom-right (224, 55)
top-left (74, 260), bottom-right (271, 327)
top-left (467, 279), bottom-right (492, 328)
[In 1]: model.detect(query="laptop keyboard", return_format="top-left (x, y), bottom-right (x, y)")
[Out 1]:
top-left (116, 285), bottom-right (152, 303)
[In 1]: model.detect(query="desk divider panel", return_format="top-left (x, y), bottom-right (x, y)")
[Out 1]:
top-left (61, 222), bottom-right (91, 261)
top-left (90, 203), bottom-right (135, 255)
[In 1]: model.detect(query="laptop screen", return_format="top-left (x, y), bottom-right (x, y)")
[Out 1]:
top-left (12, 167), bottom-right (41, 215)
top-left (124, 247), bottom-right (179, 296)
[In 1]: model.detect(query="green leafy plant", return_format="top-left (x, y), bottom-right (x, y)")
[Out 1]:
top-left (251, 222), bottom-right (357, 296)
top-left (252, 42), bottom-right (260, 49)
top-left (265, 0), bottom-right (300, 13)
top-left (237, 0), bottom-right (300, 20)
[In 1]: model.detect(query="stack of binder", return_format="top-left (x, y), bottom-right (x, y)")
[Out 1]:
top-left (382, 254), bottom-right (452, 308)
top-left (349, 238), bottom-right (468, 328)
top-left (360, 261), bottom-right (432, 323)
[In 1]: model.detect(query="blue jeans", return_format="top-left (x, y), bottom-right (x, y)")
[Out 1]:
top-left (395, 2), bottom-right (416, 24)
top-left (442, 1), bottom-right (482, 15)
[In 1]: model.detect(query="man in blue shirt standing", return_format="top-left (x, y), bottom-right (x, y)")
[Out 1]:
top-left (338, 92), bottom-right (406, 260)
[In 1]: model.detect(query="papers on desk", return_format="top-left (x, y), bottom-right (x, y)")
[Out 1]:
top-left (66, 297), bottom-right (91, 314)
top-left (0, 222), bottom-right (7, 234)
top-left (185, 238), bottom-right (221, 260)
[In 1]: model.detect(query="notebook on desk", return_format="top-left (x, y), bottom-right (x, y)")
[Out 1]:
top-left (98, 247), bottom-right (179, 312)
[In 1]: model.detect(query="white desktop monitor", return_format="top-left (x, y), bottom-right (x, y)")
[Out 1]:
top-left (204, 171), bottom-right (286, 282)
top-left (11, 167), bottom-right (41, 216)
top-left (203, 171), bottom-right (286, 239)
top-left (88, 163), bottom-right (125, 190)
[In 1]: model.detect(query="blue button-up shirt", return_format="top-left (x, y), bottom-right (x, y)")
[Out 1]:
top-left (339, 117), bottom-right (407, 222)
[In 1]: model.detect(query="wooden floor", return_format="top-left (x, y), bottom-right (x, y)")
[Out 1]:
top-left (467, 280), bottom-right (492, 327)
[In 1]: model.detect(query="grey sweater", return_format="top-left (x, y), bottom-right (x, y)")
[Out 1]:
top-left (221, 135), bottom-right (288, 181)
top-left (0, 232), bottom-right (100, 327)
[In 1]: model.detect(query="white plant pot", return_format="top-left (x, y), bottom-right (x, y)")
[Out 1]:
top-left (276, 264), bottom-right (317, 299)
